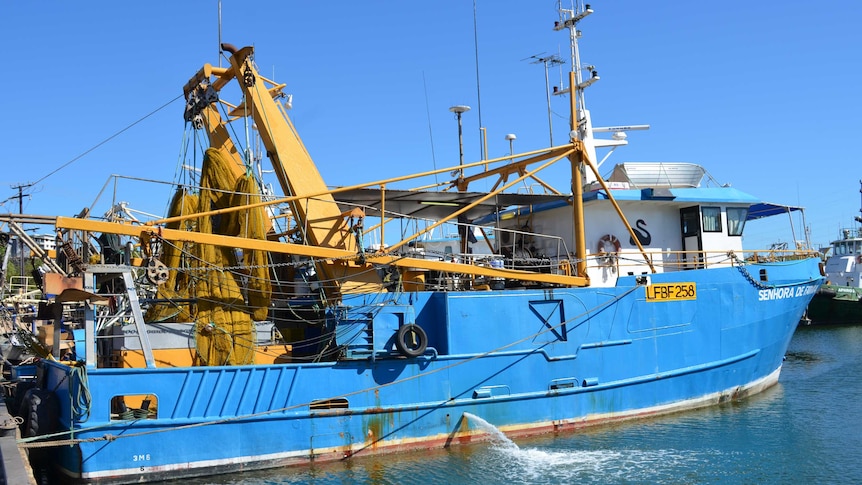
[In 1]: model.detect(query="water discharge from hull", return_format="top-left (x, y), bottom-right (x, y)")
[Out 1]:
top-left (460, 412), bottom-right (701, 482)
top-left (462, 412), bottom-right (518, 450)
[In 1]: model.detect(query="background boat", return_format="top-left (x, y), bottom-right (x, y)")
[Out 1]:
top-left (805, 180), bottom-right (862, 325)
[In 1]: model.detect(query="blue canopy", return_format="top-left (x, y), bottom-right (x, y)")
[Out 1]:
top-left (746, 202), bottom-right (803, 221)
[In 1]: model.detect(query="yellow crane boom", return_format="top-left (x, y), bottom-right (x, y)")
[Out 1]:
top-left (183, 44), bottom-right (381, 295)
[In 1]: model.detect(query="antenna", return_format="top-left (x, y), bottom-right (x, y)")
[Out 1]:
top-left (422, 72), bottom-right (439, 187)
top-left (472, 0), bottom-right (486, 161)
top-left (218, 0), bottom-right (223, 67)
top-left (549, 2), bottom-right (600, 150)
top-left (856, 179), bottom-right (862, 225)
top-left (449, 106), bottom-right (471, 180)
top-left (523, 53), bottom-right (565, 145)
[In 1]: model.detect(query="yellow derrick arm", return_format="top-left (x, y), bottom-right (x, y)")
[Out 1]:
top-left (55, 217), bottom-right (588, 287)
top-left (152, 146), bottom-right (578, 231)
top-left (220, 46), bottom-right (357, 250)
top-left (193, 108), bottom-right (245, 177)
top-left (452, 146), bottom-right (572, 194)
top-left (174, 53), bottom-right (646, 287)
top-left (183, 45), bottom-right (379, 295)
top-left (182, 66), bottom-right (247, 183)
top-left (385, 150), bottom-right (573, 254)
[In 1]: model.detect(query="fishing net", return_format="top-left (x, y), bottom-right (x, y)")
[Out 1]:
top-left (174, 147), bottom-right (272, 366)
top-left (144, 188), bottom-right (197, 323)
top-left (233, 174), bottom-right (272, 321)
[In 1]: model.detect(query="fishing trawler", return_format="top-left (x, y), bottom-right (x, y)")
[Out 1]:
top-left (8, 5), bottom-right (823, 484)
top-left (805, 181), bottom-right (862, 324)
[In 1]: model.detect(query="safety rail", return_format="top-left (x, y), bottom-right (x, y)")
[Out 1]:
top-left (589, 248), bottom-right (820, 275)
top-left (7, 275), bottom-right (35, 293)
top-left (379, 247), bottom-right (821, 291)
top-left (3, 275), bottom-right (42, 304)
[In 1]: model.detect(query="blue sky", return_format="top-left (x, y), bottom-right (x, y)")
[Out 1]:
top-left (1, 1), bottom-right (860, 251)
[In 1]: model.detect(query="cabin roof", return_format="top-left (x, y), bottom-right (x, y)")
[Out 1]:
top-left (334, 188), bottom-right (567, 221)
top-left (471, 187), bottom-right (803, 224)
top-left (334, 186), bottom-right (802, 224)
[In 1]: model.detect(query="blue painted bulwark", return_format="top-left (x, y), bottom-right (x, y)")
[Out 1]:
top-left (30, 260), bottom-right (821, 482)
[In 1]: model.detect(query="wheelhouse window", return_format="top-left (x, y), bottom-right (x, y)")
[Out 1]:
top-left (836, 241), bottom-right (855, 255)
top-left (701, 207), bottom-right (722, 233)
top-left (726, 207), bottom-right (748, 236)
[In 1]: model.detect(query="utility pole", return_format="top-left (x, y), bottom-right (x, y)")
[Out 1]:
top-left (10, 182), bottom-right (33, 286)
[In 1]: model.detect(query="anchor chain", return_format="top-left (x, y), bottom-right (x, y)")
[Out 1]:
top-left (728, 251), bottom-right (773, 289)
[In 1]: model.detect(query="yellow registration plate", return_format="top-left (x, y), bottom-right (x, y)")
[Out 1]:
top-left (645, 282), bottom-right (697, 302)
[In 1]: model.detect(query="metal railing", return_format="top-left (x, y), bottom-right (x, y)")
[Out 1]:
top-left (584, 248), bottom-right (819, 275)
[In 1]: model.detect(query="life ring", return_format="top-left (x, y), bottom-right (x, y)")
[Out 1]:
top-left (596, 234), bottom-right (621, 266)
top-left (394, 324), bottom-right (428, 358)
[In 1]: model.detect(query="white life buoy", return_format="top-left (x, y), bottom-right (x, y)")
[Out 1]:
top-left (597, 234), bottom-right (621, 267)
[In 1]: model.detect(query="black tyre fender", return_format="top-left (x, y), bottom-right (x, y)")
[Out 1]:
top-left (24, 388), bottom-right (59, 438)
top-left (10, 380), bottom-right (36, 417)
top-left (394, 324), bottom-right (427, 358)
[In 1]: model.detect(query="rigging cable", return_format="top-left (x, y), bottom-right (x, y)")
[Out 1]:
top-left (32, 95), bottom-right (184, 187)
top-left (422, 72), bottom-right (439, 187)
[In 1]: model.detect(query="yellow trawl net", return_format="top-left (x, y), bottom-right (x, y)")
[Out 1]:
top-left (233, 175), bottom-right (273, 321)
top-left (144, 188), bottom-right (197, 323)
top-left (187, 148), bottom-right (272, 366)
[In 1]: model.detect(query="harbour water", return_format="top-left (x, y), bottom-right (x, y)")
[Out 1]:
top-left (180, 325), bottom-right (862, 485)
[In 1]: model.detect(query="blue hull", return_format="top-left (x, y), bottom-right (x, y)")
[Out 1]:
top-left (39, 260), bottom-right (822, 483)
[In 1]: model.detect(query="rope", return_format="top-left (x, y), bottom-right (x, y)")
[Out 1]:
top-left (68, 365), bottom-right (92, 423)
